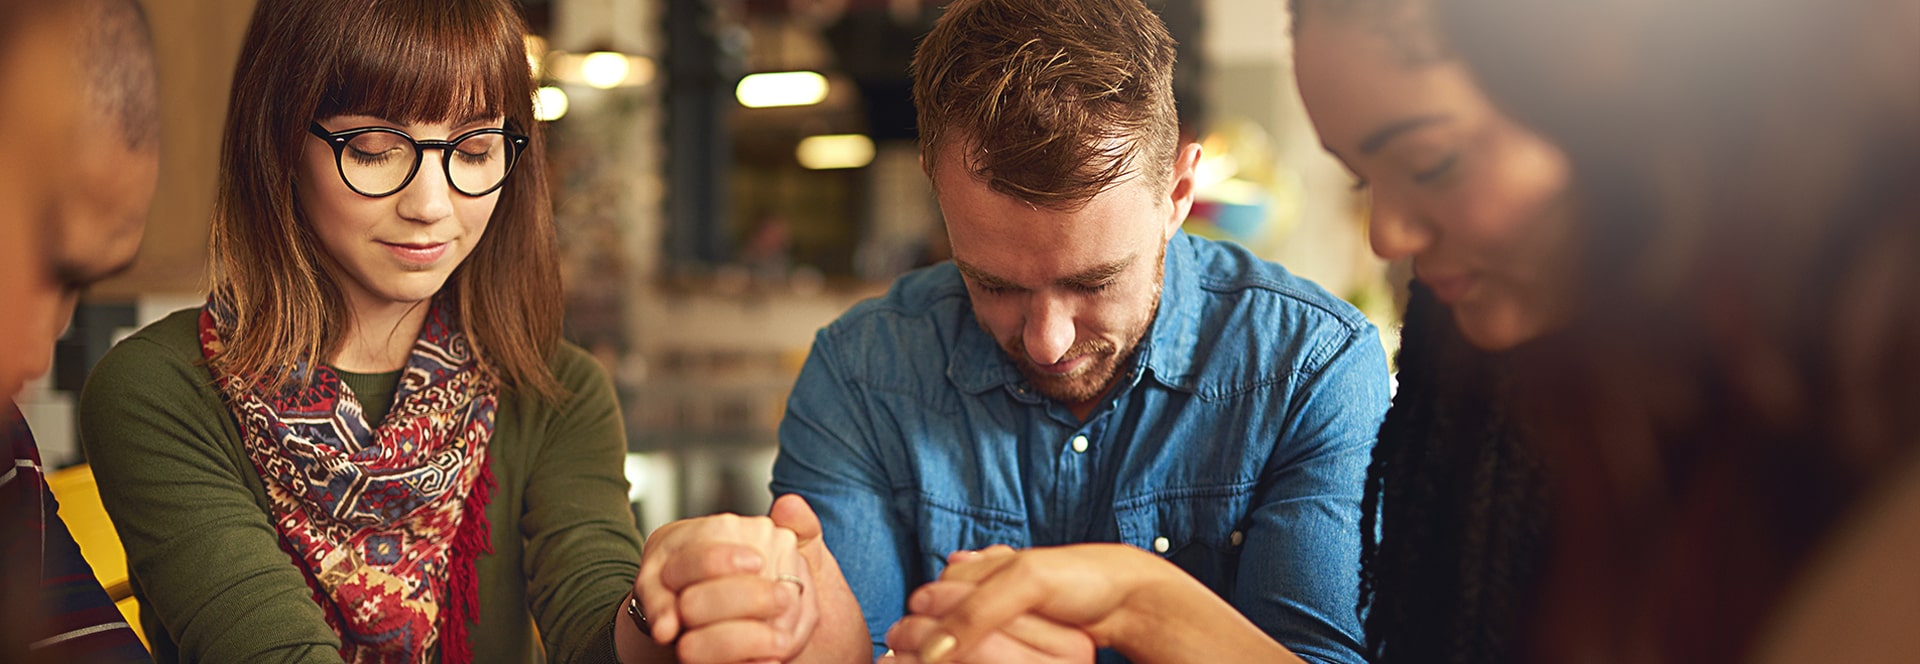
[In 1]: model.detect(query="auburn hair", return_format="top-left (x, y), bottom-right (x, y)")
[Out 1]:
top-left (208, 0), bottom-right (564, 402)
top-left (911, 0), bottom-right (1179, 208)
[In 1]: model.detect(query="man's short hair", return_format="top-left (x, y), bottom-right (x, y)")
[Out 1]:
top-left (911, 0), bottom-right (1179, 209)
top-left (78, 0), bottom-right (159, 151)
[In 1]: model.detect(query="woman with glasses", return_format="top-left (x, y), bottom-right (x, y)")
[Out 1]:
top-left (76, 0), bottom-right (848, 662)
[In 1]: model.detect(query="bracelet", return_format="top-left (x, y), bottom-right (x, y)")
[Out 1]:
top-left (625, 593), bottom-right (650, 635)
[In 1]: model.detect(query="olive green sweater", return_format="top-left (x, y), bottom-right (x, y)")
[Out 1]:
top-left (79, 309), bottom-right (640, 663)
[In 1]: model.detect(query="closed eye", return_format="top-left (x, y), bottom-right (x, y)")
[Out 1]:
top-left (349, 147), bottom-right (404, 166)
top-left (1412, 153), bottom-right (1459, 185)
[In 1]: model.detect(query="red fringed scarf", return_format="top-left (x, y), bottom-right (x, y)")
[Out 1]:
top-left (200, 299), bottom-right (495, 663)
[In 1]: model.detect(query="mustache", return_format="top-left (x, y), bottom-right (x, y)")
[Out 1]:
top-left (1003, 336), bottom-right (1116, 367)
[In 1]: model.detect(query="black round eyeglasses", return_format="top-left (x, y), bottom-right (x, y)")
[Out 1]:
top-left (307, 122), bottom-right (530, 198)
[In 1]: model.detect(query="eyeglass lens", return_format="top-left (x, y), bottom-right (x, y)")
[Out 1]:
top-left (341, 131), bottom-right (512, 196)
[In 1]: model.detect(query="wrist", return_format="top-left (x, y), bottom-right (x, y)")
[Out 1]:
top-left (1100, 549), bottom-right (1196, 651)
top-left (625, 592), bottom-right (652, 636)
top-left (615, 590), bottom-right (670, 663)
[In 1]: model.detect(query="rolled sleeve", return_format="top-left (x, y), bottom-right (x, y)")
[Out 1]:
top-left (771, 331), bottom-right (910, 657)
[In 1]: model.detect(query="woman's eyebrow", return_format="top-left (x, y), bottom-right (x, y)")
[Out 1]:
top-left (1360, 114), bottom-right (1451, 154)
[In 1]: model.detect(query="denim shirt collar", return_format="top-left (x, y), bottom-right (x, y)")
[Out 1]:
top-left (946, 231), bottom-right (1203, 397)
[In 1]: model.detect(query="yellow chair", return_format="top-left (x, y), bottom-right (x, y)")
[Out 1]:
top-left (44, 463), bottom-right (147, 649)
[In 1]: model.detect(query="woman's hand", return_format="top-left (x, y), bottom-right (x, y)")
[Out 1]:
top-left (891, 544), bottom-right (1303, 664)
top-left (880, 549), bottom-right (1095, 663)
top-left (887, 544), bottom-right (1173, 663)
top-left (630, 509), bottom-right (818, 663)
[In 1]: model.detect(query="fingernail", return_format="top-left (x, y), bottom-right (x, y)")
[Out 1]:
top-left (776, 582), bottom-right (796, 609)
top-left (921, 633), bottom-right (956, 663)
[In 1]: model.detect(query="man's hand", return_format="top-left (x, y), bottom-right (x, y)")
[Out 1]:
top-left (768, 494), bottom-right (873, 664)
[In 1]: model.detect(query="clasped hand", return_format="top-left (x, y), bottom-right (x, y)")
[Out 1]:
top-left (633, 494), bottom-right (824, 663)
top-left (882, 545), bottom-right (1134, 664)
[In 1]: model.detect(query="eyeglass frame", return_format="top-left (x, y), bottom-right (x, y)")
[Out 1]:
top-left (306, 121), bottom-right (530, 198)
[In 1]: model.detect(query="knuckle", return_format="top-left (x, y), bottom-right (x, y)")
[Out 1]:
top-left (677, 587), bottom-right (712, 623)
top-left (736, 582), bottom-right (776, 615)
top-left (699, 549), bottom-right (734, 575)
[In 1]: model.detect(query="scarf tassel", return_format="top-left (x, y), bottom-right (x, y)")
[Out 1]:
top-left (439, 459), bottom-right (496, 664)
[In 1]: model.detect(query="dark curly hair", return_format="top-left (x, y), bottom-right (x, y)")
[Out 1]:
top-left (1284, 0), bottom-right (1557, 659)
top-left (1358, 283), bottom-right (1551, 664)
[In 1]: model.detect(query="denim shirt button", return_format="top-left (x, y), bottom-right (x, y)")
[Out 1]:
top-left (1070, 435), bottom-right (1089, 453)
top-left (1230, 530), bottom-right (1245, 546)
top-left (1152, 536), bottom-right (1171, 553)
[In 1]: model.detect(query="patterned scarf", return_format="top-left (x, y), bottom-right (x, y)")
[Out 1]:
top-left (199, 298), bottom-right (496, 663)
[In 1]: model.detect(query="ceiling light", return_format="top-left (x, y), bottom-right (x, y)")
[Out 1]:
top-left (580, 52), bottom-right (631, 89)
top-left (534, 86), bottom-right (569, 122)
top-left (736, 71), bottom-right (829, 109)
top-left (796, 134), bottom-right (875, 170)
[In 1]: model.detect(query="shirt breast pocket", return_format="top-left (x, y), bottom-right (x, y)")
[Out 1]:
top-left (1115, 487), bottom-right (1254, 594)
top-left (912, 496), bottom-right (1028, 583)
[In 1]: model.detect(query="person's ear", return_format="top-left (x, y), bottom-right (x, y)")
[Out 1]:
top-left (1165, 142), bottom-right (1204, 238)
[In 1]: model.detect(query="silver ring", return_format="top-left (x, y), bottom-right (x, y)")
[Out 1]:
top-left (776, 573), bottom-right (806, 593)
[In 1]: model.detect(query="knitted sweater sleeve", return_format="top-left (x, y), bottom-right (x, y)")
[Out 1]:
top-left (79, 311), bottom-right (344, 663)
top-left (520, 344), bottom-right (643, 663)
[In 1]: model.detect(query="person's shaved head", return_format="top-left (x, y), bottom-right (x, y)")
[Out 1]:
top-left (0, 0), bottom-right (159, 402)
top-left (79, 0), bottom-right (160, 152)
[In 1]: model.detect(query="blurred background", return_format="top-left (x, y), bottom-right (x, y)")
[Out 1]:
top-left (21, 0), bottom-right (1395, 534)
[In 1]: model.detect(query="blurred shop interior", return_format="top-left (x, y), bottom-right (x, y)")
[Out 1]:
top-left (24, 0), bottom-right (1394, 537)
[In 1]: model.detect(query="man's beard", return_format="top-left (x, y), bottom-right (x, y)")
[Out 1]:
top-left (995, 247), bottom-right (1165, 406)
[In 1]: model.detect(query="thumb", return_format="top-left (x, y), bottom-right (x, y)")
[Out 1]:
top-left (770, 493), bottom-right (823, 546)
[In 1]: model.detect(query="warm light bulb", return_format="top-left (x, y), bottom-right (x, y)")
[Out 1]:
top-left (736, 71), bottom-right (830, 108)
top-left (796, 134), bottom-right (875, 170)
top-left (534, 86), bottom-right (569, 122)
top-left (580, 52), bottom-right (631, 89)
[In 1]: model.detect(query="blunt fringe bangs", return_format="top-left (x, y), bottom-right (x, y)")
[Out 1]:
top-left (317, 0), bottom-right (516, 127)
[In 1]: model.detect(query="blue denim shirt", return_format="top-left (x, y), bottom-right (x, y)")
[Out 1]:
top-left (772, 232), bottom-right (1389, 663)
